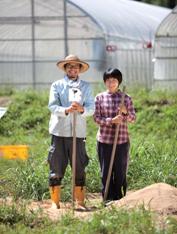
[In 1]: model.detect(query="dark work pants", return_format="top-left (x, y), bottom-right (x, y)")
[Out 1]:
top-left (97, 141), bottom-right (130, 201)
top-left (48, 135), bottom-right (89, 187)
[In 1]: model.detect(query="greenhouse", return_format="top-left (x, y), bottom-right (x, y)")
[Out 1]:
top-left (0, 0), bottom-right (170, 89)
top-left (153, 6), bottom-right (177, 90)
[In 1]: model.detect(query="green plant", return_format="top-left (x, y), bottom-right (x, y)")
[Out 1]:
top-left (0, 200), bottom-right (47, 228)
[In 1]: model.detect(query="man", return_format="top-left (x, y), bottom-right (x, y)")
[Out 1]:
top-left (48, 54), bottom-right (94, 209)
top-left (93, 68), bottom-right (136, 202)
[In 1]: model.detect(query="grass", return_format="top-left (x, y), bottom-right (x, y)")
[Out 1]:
top-left (0, 202), bottom-right (176, 234)
top-left (0, 86), bottom-right (177, 233)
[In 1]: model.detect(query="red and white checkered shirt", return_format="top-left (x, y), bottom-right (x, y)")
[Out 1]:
top-left (93, 90), bottom-right (136, 144)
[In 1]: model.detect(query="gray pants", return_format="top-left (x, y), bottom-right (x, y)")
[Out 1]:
top-left (48, 135), bottom-right (89, 186)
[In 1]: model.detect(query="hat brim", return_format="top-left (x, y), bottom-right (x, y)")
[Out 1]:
top-left (56, 60), bottom-right (89, 73)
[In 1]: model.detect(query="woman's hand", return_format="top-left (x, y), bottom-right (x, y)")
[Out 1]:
top-left (111, 114), bottom-right (123, 124)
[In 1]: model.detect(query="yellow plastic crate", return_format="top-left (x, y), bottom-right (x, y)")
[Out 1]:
top-left (0, 145), bottom-right (29, 160)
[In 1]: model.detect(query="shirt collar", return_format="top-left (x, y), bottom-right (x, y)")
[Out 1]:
top-left (64, 75), bottom-right (81, 88)
top-left (106, 89), bottom-right (120, 95)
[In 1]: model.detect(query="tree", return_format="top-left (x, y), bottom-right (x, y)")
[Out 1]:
top-left (134, 0), bottom-right (177, 9)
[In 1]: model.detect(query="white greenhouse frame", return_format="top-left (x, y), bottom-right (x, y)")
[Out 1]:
top-left (153, 5), bottom-right (177, 89)
top-left (0, 0), bottom-right (170, 89)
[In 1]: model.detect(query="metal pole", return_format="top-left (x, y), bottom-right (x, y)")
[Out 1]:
top-left (31, 0), bottom-right (36, 89)
top-left (72, 111), bottom-right (77, 212)
top-left (103, 86), bottom-right (126, 202)
top-left (63, 0), bottom-right (68, 56)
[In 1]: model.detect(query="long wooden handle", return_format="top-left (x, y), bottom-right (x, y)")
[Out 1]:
top-left (72, 111), bottom-right (77, 211)
top-left (103, 86), bottom-right (126, 202)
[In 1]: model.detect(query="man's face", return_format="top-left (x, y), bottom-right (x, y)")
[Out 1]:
top-left (65, 63), bottom-right (81, 80)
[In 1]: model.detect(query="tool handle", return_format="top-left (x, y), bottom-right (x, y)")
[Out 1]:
top-left (72, 111), bottom-right (77, 211)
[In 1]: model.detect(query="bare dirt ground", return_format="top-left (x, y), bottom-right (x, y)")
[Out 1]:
top-left (26, 183), bottom-right (177, 223)
top-left (1, 183), bottom-right (177, 224)
top-left (0, 97), bottom-right (11, 107)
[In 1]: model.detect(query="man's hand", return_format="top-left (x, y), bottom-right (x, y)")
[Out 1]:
top-left (65, 105), bottom-right (75, 114)
top-left (72, 102), bottom-right (84, 113)
top-left (65, 102), bottom-right (84, 114)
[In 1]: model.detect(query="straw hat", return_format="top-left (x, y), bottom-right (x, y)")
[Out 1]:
top-left (56, 54), bottom-right (89, 73)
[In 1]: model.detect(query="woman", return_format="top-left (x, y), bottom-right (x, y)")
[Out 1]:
top-left (93, 68), bottom-right (136, 202)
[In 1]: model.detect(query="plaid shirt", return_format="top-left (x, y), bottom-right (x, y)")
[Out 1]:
top-left (93, 90), bottom-right (136, 144)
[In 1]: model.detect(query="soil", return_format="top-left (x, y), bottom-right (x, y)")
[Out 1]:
top-left (0, 97), bottom-right (11, 107)
top-left (1, 183), bottom-right (177, 223)
top-left (27, 183), bottom-right (177, 222)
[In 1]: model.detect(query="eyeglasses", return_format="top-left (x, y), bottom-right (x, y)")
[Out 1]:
top-left (66, 64), bottom-right (80, 69)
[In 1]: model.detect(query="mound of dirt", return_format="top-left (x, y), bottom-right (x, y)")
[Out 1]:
top-left (113, 183), bottom-right (177, 216)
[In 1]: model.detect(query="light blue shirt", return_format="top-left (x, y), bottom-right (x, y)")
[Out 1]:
top-left (48, 76), bottom-right (94, 138)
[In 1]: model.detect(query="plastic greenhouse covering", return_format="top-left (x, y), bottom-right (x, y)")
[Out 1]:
top-left (0, 0), bottom-right (170, 88)
top-left (154, 6), bottom-right (177, 89)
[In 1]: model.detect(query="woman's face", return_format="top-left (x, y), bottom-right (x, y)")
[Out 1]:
top-left (105, 77), bottom-right (119, 93)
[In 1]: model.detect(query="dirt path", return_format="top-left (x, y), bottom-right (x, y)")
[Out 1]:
top-left (28, 193), bottom-right (102, 220)
top-left (1, 182), bottom-right (177, 225)
top-left (27, 183), bottom-right (177, 222)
